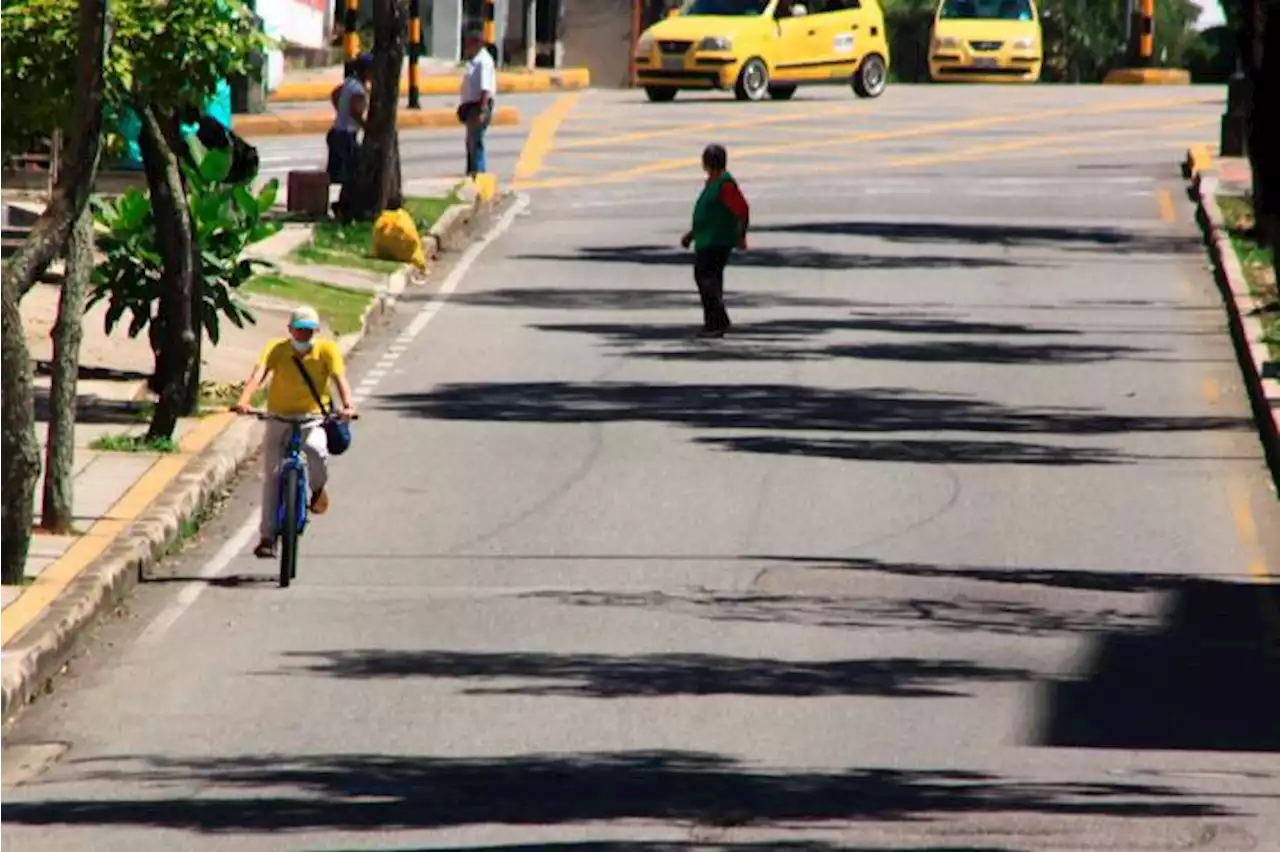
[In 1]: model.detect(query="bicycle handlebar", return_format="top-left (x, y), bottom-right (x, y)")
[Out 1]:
top-left (236, 410), bottom-right (360, 422)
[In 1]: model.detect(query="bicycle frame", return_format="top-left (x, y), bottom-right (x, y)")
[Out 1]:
top-left (276, 422), bottom-right (312, 539)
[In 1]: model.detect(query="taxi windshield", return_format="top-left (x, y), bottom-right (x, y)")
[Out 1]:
top-left (938, 0), bottom-right (1035, 20)
top-left (682, 0), bottom-right (769, 16)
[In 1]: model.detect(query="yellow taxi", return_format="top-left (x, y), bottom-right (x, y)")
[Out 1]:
top-left (633, 0), bottom-right (891, 102)
top-left (928, 0), bottom-right (1042, 83)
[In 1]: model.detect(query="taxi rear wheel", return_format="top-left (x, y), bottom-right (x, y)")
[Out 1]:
top-left (645, 86), bottom-right (678, 102)
top-left (734, 58), bottom-right (770, 102)
top-left (852, 53), bottom-right (887, 98)
top-left (768, 84), bottom-right (797, 100)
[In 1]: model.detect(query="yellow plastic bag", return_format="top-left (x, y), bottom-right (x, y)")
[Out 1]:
top-left (371, 208), bottom-right (427, 271)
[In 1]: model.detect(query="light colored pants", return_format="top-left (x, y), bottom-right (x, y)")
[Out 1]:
top-left (260, 419), bottom-right (329, 539)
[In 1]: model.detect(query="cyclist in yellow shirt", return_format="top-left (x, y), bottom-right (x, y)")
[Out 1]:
top-left (233, 306), bottom-right (356, 558)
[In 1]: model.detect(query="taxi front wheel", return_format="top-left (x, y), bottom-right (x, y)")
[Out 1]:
top-left (734, 58), bottom-right (770, 102)
top-left (852, 53), bottom-right (887, 98)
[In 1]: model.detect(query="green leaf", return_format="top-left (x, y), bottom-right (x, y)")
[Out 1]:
top-left (198, 148), bottom-right (232, 184)
top-left (256, 179), bottom-right (280, 211)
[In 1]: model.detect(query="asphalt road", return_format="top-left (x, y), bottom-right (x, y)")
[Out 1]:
top-left (5, 84), bottom-right (1280, 851)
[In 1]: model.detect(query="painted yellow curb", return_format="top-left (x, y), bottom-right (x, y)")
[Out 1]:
top-left (1103, 67), bottom-right (1192, 85)
top-left (1, 413), bottom-right (235, 648)
top-left (232, 106), bottom-right (520, 137)
top-left (270, 68), bottom-right (591, 102)
top-left (1185, 142), bottom-right (1215, 178)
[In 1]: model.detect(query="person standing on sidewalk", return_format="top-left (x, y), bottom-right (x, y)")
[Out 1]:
top-left (327, 54), bottom-right (372, 219)
top-left (457, 30), bottom-right (496, 177)
top-left (681, 144), bottom-right (750, 338)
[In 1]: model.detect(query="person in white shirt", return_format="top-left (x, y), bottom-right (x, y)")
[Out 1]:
top-left (458, 31), bottom-right (497, 177)
top-left (327, 53), bottom-right (372, 219)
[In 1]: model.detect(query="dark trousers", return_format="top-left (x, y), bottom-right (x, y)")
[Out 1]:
top-left (326, 128), bottom-right (360, 217)
top-left (693, 246), bottom-right (732, 331)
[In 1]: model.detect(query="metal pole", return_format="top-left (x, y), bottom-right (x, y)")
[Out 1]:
top-left (629, 0), bottom-right (641, 87)
top-left (526, 0), bottom-right (537, 68)
top-left (1123, 0), bottom-right (1133, 62)
top-left (483, 0), bottom-right (496, 51)
top-left (409, 0), bottom-right (422, 108)
top-left (1138, 0), bottom-right (1154, 66)
top-left (344, 0), bottom-right (361, 59)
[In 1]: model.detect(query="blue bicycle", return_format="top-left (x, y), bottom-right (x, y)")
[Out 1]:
top-left (246, 411), bottom-right (356, 587)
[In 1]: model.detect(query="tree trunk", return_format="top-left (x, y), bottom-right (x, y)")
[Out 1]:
top-left (138, 106), bottom-right (197, 442)
top-left (1, 0), bottom-right (109, 584)
top-left (39, 205), bottom-right (94, 533)
top-left (349, 0), bottom-right (406, 220)
top-left (0, 275), bottom-right (42, 585)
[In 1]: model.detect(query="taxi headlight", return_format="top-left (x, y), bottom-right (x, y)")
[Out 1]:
top-left (698, 36), bottom-right (733, 51)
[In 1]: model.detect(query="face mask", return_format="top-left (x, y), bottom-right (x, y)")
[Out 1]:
top-left (291, 339), bottom-right (313, 354)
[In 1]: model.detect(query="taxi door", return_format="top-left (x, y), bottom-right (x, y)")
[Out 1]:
top-left (814, 0), bottom-right (864, 78)
top-left (772, 0), bottom-right (820, 80)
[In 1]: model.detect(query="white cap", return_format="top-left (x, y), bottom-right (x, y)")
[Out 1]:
top-left (289, 306), bottom-right (320, 330)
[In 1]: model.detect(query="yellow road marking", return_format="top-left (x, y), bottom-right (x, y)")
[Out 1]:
top-left (554, 104), bottom-right (865, 151)
top-left (885, 117), bottom-right (1213, 169)
top-left (513, 93), bottom-right (581, 184)
top-left (1228, 480), bottom-right (1272, 583)
top-left (529, 119), bottom-right (1207, 190)
top-left (1, 412), bottom-right (236, 647)
top-left (518, 96), bottom-right (1212, 190)
top-left (1155, 188), bottom-right (1176, 223)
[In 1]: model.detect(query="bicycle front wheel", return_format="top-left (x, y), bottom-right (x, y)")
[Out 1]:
top-left (279, 467), bottom-right (300, 587)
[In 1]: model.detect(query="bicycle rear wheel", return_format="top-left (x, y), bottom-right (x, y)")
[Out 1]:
top-left (279, 467), bottom-right (300, 587)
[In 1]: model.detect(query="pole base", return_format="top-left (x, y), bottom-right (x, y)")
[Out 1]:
top-left (1102, 67), bottom-right (1192, 84)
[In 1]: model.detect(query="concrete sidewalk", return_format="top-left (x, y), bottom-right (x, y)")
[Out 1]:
top-left (270, 60), bottom-right (590, 103)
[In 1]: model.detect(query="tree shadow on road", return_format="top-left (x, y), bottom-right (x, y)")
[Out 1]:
top-left (748, 221), bottom-right (1203, 256)
top-left (2, 750), bottom-right (1230, 833)
top-left (447, 287), bottom-right (856, 312)
top-left (517, 589), bottom-right (1154, 639)
top-left (377, 381), bottom-right (1247, 439)
top-left (512, 245), bottom-right (1031, 271)
top-left (1037, 577), bottom-right (1280, 752)
top-left (695, 434), bottom-right (1127, 466)
top-left (532, 322), bottom-right (1149, 366)
top-left (317, 839), bottom-right (1029, 844)
top-left (276, 650), bottom-right (1033, 698)
top-left (752, 555), bottom-right (1204, 594)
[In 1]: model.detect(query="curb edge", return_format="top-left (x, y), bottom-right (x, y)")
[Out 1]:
top-left (1192, 172), bottom-right (1280, 483)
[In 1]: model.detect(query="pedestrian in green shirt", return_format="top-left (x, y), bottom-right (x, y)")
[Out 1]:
top-left (681, 144), bottom-right (750, 338)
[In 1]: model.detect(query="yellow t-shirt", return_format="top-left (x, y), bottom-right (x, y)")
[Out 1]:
top-left (259, 337), bottom-right (345, 415)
